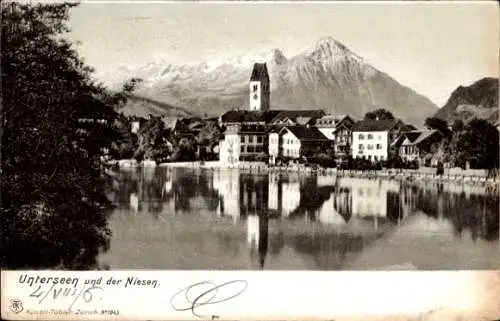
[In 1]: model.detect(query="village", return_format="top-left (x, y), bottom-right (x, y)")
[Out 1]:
top-left (115, 62), bottom-right (499, 183)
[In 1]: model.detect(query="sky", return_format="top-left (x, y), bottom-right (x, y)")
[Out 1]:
top-left (67, 1), bottom-right (499, 107)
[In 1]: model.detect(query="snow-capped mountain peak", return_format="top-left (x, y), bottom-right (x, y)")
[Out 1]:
top-left (114, 37), bottom-right (438, 125)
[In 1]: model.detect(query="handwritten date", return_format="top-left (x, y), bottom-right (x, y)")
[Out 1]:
top-left (30, 284), bottom-right (104, 311)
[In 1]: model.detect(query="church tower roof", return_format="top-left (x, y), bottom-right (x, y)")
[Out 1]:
top-left (250, 63), bottom-right (270, 81)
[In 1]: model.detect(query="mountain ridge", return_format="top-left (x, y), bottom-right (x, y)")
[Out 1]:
top-left (433, 77), bottom-right (499, 124)
top-left (113, 37), bottom-right (439, 125)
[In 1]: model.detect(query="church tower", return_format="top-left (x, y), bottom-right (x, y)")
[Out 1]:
top-left (249, 63), bottom-right (270, 111)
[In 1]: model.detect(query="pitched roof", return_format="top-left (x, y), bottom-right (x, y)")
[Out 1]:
top-left (270, 110), bottom-right (325, 123)
top-left (250, 63), bottom-right (270, 81)
top-left (266, 125), bottom-right (283, 134)
top-left (412, 130), bottom-right (441, 145)
top-left (315, 114), bottom-right (355, 127)
top-left (220, 110), bottom-right (281, 124)
top-left (318, 114), bottom-right (348, 122)
top-left (393, 130), bottom-right (442, 147)
top-left (281, 126), bottom-right (329, 141)
top-left (352, 119), bottom-right (401, 132)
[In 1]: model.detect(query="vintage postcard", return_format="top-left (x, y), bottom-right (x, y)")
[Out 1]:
top-left (1, 0), bottom-right (499, 320)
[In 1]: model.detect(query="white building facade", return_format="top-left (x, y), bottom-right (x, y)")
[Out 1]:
top-left (351, 119), bottom-right (403, 162)
top-left (219, 125), bottom-right (240, 167)
top-left (268, 132), bottom-right (280, 165)
top-left (352, 131), bottom-right (389, 162)
top-left (281, 130), bottom-right (301, 159)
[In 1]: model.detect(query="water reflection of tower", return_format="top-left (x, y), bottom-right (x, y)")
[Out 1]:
top-left (247, 213), bottom-right (269, 269)
top-left (212, 170), bottom-right (241, 222)
top-left (240, 175), bottom-right (268, 217)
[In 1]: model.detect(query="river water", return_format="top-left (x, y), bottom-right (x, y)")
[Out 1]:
top-left (100, 167), bottom-right (499, 270)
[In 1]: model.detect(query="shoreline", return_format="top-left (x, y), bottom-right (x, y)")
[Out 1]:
top-left (113, 160), bottom-right (500, 187)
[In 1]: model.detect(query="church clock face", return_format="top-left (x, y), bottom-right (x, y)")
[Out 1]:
top-left (253, 94), bottom-right (258, 100)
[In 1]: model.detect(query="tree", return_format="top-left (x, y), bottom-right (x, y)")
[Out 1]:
top-left (110, 115), bottom-right (139, 159)
top-left (172, 138), bottom-right (196, 161)
top-left (424, 117), bottom-right (451, 136)
top-left (1, 2), bottom-right (138, 269)
top-left (451, 119), bottom-right (465, 132)
top-left (455, 119), bottom-right (499, 169)
top-left (134, 116), bottom-right (171, 162)
top-left (195, 122), bottom-right (222, 161)
top-left (364, 109), bottom-right (395, 121)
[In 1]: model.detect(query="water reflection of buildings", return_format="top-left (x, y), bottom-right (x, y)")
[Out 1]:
top-left (241, 175), bottom-right (268, 216)
top-left (323, 178), bottom-right (403, 229)
top-left (342, 178), bottom-right (400, 216)
top-left (118, 167), bottom-right (497, 244)
top-left (281, 179), bottom-right (301, 216)
top-left (317, 185), bottom-right (352, 224)
top-left (247, 214), bottom-right (269, 269)
top-left (213, 170), bottom-right (241, 222)
top-left (212, 171), bottom-right (269, 222)
top-left (268, 172), bottom-right (280, 212)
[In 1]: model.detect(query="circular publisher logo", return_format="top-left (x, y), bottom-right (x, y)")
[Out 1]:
top-left (9, 299), bottom-right (23, 314)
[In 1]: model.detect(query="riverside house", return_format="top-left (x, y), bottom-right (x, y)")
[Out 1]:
top-left (314, 114), bottom-right (355, 164)
top-left (392, 130), bottom-right (443, 165)
top-left (219, 110), bottom-right (281, 166)
top-left (268, 125), bottom-right (331, 165)
top-left (351, 119), bottom-right (405, 162)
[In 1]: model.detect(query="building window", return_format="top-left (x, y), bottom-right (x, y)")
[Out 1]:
top-left (256, 146), bottom-right (263, 153)
top-left (358, 144), bottom-right (364, 150)
top-left (253, 84), bottom-right (258, 92)
top-left (240, 135), bottom-right (245, 143)
top-left (367, 144), bottom-right (373, 150)
top-left (358, 134), bottom-right (364, 140)
top-left (377, 135), bottom-right (382, 140)
top-left (376, 144), bottom-right (382, 150)
top-left (248, 146), bottom-right (255, 153)
top-left (367, 134), bottom-right (373, 139)
top-left (257, 136), bottom-right (263, 143)
top-left (240, 146), bottom-right (245, 153)
top-left (374, 156), bottom-right (378, 161)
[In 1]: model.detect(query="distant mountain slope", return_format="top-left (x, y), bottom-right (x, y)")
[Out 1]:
top-left (119, 94), bottom-right (197, 118)
top-left (107, 37), bottom-right (439, 126)
top-left (434, 77), bottom-right (499, 123)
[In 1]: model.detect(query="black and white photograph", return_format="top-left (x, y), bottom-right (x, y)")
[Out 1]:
top-left (1, 1), bottom-right (499, 272)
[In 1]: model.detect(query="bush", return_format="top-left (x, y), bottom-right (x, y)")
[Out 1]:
top-left (309, 153), bottom-right (335, 168)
